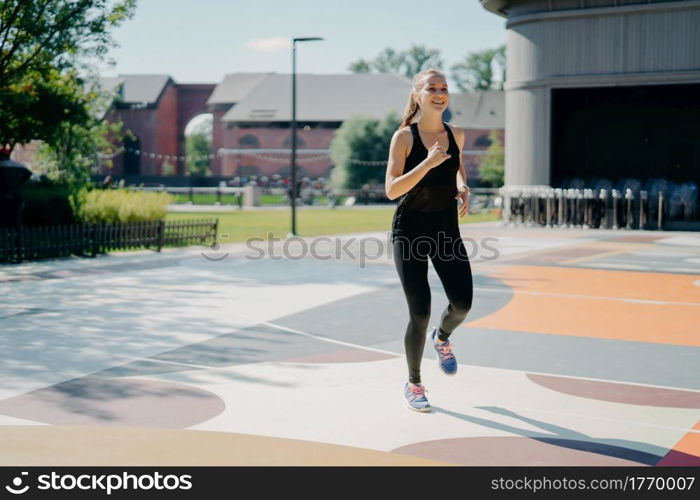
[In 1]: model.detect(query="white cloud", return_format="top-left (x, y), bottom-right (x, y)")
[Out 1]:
top-left (246, 37), bottom-right (291, 52)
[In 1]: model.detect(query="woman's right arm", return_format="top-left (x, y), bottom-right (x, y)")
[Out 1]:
top-left (385, 129), bottom-right (439, 200)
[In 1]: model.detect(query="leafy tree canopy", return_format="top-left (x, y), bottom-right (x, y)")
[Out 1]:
top-left (450, 44), bottom-right (506, 92)
top-left (0, 0), bottom-right (136, 151)
top-left (0, 0), bottom-right (136, 86)
top-left (477, 130), bottom-right (504, 187)
top-left (0, 0), bottom-right (136, 189)
top-left (348, 44), bottom-right (444, 78)
top-left (349, 43), bottom-right (506, 92)
top-left (329, 112), bottom-right (401, 190)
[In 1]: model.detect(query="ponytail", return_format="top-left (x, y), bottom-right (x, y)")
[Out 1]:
top-left (400, 94), bottom-right (419, 129)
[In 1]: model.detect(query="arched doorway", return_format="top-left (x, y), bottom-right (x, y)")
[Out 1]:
top-left (124, 135), bottom-right (141, 176)
top-left (184, 113), bottom-right (213, 178)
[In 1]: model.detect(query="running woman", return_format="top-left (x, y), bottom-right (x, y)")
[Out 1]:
top-left (385, 68), bottom-right (474, 412)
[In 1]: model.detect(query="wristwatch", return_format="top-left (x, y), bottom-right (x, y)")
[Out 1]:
top-left (458, 185), bottom-right (470, 194)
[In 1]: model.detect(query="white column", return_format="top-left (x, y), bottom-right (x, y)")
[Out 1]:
top-left (504, 86), bottom-right (551, 187)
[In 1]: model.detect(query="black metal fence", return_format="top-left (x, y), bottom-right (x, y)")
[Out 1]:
top-left (1, 219), bottom-right (218, 264)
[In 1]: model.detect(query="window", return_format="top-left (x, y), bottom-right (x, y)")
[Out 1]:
top-left (239, 134), bottom-right (260, 147)
top-left (283, 135), bottom-right (306, 148)
top-left (474, 134), bottom-right (492, 147)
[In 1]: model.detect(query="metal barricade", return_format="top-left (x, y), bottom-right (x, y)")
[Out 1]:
top-left (611, 189), bottom-right (620, 230)
top-left (625, 189), bottom-right (634, 229)
top-left (498, 183), bottom-right (695, 231)
top-left (545, 190), bottom-right (555, 227)
top-left (556, 188), bottom-right (565, 227)
top-left (599, 189), bottom-right (608, 229)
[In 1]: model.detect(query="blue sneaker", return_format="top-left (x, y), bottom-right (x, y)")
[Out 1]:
top-left (404, 383), bottom-right (431, 412)
top-left (431, 327), bottom-right (457, 375)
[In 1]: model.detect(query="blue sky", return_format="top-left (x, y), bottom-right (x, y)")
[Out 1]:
top-left (101, 0), bottom-right (506, 88)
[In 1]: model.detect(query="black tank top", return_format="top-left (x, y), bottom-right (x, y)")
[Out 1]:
top-left (391, 121), bottom-right (461, 242)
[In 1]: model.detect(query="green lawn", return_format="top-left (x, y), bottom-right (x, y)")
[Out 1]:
top-left (165, 208), bottom-right (501, 244)
top-left (173, 193), bottom-right (243, 205)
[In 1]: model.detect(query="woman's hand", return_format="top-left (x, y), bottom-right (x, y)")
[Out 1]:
top-left (425, 140), bottom-right (451, 169)
top-left (455, 189), bottom-right (469, 217)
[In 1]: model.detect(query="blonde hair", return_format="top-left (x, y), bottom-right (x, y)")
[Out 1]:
top-left (399, 68), bottom-right (446, 129)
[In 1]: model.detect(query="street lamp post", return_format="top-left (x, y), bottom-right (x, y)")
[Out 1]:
top-left (290, 36), bottom-right (323, 236)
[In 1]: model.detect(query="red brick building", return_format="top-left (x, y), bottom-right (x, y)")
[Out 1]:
top-left (100, 75), bottom-right (215, 176)
top-left (97, 72), bottom-right (504, 184)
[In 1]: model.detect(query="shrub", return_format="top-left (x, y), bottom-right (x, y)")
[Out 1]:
top-left (74, 188), bottom-right (174, 223)
top-left (20, 178), bottom-right (79, 225)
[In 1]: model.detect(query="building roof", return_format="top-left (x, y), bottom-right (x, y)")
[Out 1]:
top-left (85, 76), bottom-right (121, 119)
top-left (99, 74), bottom-right (173, 105)
top-left (220, 72), bottom-right (413, 123)
top-left (207, 72), bottom-right (274, 105)
top-left (98, 77), bottom-right (123, 95)
top-left (448, 90), bottom-right (504, 129)
top-left (92, 71), bottom-right (504, 130)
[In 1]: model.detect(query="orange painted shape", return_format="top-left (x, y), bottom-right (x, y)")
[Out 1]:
top-left (488, 265), bottom-right (700, 302)
top-left (673, 421), bottom-right (700, 458)
top-left (657, 421), bottom-right (700, 466)
top-left (466, 266), bottom-right (700, 346)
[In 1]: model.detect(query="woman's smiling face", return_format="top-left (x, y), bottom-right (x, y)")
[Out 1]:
top-left (413, 74), bottom-right (449, 112)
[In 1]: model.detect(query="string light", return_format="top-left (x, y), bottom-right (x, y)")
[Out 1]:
top-left (347, 158), bottom-right (389, 166)
top-left (96, 147), bottom-right (479, 166)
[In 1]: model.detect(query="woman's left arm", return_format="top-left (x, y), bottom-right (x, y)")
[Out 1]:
top-left (453, 126), bottom-right (469, 217)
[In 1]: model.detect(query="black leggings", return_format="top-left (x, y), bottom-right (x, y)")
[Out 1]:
top-left (392, 233), bottom-right (474, 384)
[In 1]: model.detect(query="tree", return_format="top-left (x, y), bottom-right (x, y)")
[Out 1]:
top-left (0, 0), bottom-right (136, 87)
top-left (371, 47), bottom-right (406, 74)
top-left (493, 44), bottom-right (506, 90)
top-left (402, 45), bottom-right (443, 77)
top-left (34, 114), bottom-right (127, 188)
top-left (5, 67), bottom-right (128, 188)
top-left (186, 122), bottom-right (212, 177)
top-left (329, 112), bottom-right (401, 189)
top-left (0, 68), bottom-right (91, 152)
top-left (348, 44), bottom-right (443, 78)
top-left (347, 59), bottom-right (372, 73)
top-left (0, 0), bottom-right (136, 151)
top-left (451, 49), bottom-right (496, 91)
top-left (477, 130), bottom-right (504, 187)
top-left (161, 160), bottom-right (176, 176)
